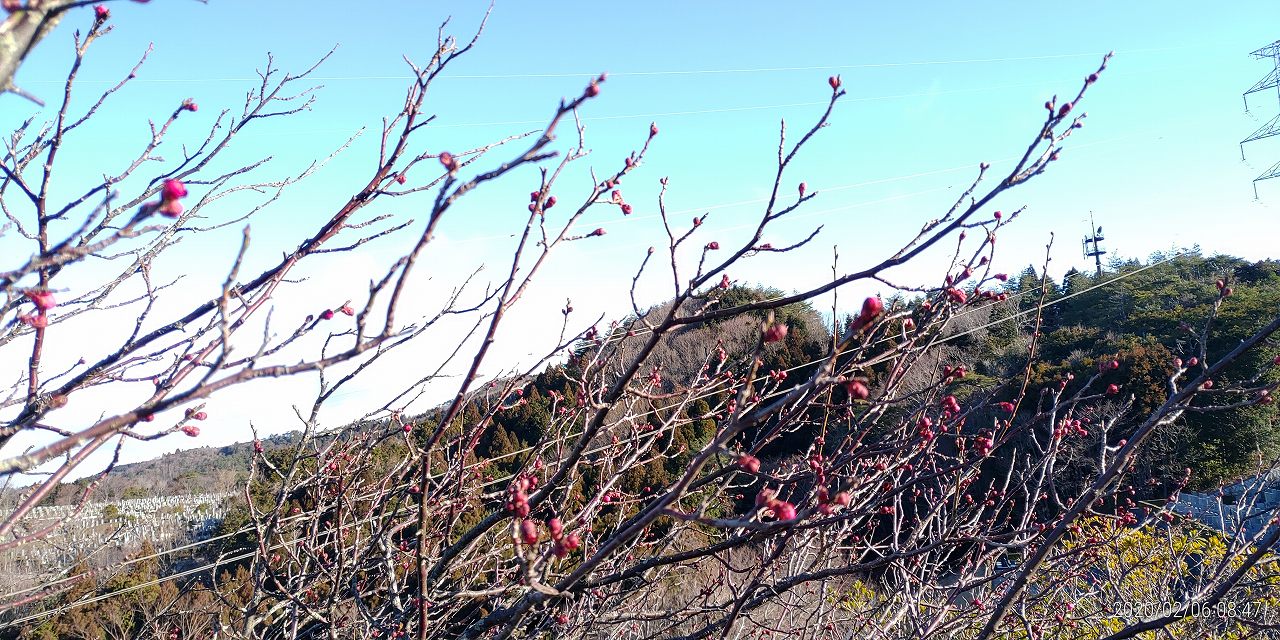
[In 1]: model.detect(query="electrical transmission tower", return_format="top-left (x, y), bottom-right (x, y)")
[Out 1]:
top-left (1242, 39), bottom-right (1280, 197)
top-left (1082, 212), bottom-right (1106, 277)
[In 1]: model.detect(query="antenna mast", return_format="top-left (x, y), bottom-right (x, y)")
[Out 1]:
top-left (1082, 211), bottom-right (1106, 277)
top-left (1242, 39), bottom-right (1280, 197)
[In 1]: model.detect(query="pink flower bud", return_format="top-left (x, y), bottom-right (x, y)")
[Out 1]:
top-left (24, 290), bottom-right (56, 311)
top-left (19, 314), bottom-right (48, 329)
top-left (548, 517), bottom-right (563, 539)
top-left (181, 425), bottom-right (200, 437)
top-left (621, 203), bottom-right (633, 215)
top-left (738, 454), bottom-right (761, 473)
top-left (340, 304), bottom-right (355, 316)
top-left (763, 323), bottom-right (788, 343)
top-left (828, 75), bottom-right (842, 91)
top-left (798, 182), bottom-right (807, 197)
top-left (649, 122), bottom-right (659, 137)
top-left (719, 274), bottom-right (730, 289)
top-left (996, 401), bottom-right (1015, 413)
top-left (705, 241), bottom-right (720, 250)
top-left (181, 98), bottom-right (198, 112)
top-left (1106, 384), bottom-right (1120, 395)
top-left (519, 519), bottom-right (538, 545)
top-left (94, 5), bottom-right (109, 19)
top-left (162, 179), bottom-right (188, 201)
top-left (588, 228), bottom-right (606, 237)
top-left (157, 200), bottom-right (184, 218)
top-left (771, 500), bottom-right (797, 521)
top-left (396, 174), bottom-right (407, 185)
top-left (320, 309), bottom-right (335, 320)
top-left (438, 151), bottom-right (457, 172)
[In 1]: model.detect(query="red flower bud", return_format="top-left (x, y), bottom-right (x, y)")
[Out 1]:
top-left (181, 98), bottom-right (198, 112)
top-left (798, 182), bottom-right (807, 197)
top-left (395, 174), bottom-right (407, 185)
top-left (94, 5), bottom-right (109, 20)
top-left (828, 75), bottom-right (842, 91)
top-left (946, 287), bottom-right (967, 304)
top-left (649, 122), bottom-right (659, 137)
top-left (320, 309), bottom-right (335, 320)
top-left (588, 228), bottom-right (606, 237)
top-left (738, 454), bottom-right (761, 473)
top-left (996, 401), bottom-right (1016, 413)
top-left (844, 380), bottom-right (869, 401)
top-left (621, 203), bottom-right (633, 215)
top-left (182, 425), bottom-right (200, 437)
top-left (705, 241), bottom-right (720, 250)
top-left (1058, 102), bottom-right (1073, 117)
top-left (1106, 384), bottom-right (1120, 395)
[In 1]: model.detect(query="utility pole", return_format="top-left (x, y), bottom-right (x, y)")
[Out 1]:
top-left (1242, 39), bottom-right (1280, 198)
top-left (1082, 212), bottom-right (1106, 277)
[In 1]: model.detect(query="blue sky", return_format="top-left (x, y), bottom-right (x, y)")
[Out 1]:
top-left (3, 1), bottom-right (1279, 472)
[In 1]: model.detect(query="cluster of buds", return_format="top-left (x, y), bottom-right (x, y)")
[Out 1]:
top-left (505, 475), bottom-right (536, 518)
top-left (140, 179), bottom-right (189, 219)
top-left (972, 433), bottom-right (995, 457)
top-left (940, 394), bottom-right (961, 420)
top-left (943, 365), bottom-right (967, 382)
top-left (737, 453), bottom-right (761, 473)
top-left (917, 416), bottom-right (935, 442)
top-left (1215, 278), bottom-right (1233, 298)
top-left (977, 290), bottom-right (1009, 302)
top-left (754, 487), bottom-right (797, 521)
top-left (816, 486), bottom-right (851, 515)
top-left (1099, 358), bottom-right (1121, 373)
top-left (1053, 417), bottom-right (1089, 439)
top-left (945, 287), bottom-right (968, 305)
top-left (995, 401), bottom-right (1016, 413)
top-left (18, 289), bottom-right (56, 328)
top-left (607, 189), bottom-right (634, 215)
top-left (528, 189), bottom-right (558, 213)
top-left (547, 517), bottom-right (581, 558)
top-left (180, 98), bottom-right (198, 112)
